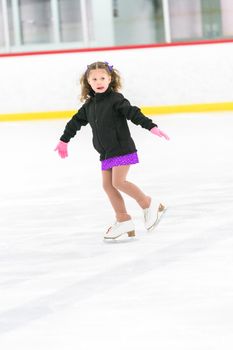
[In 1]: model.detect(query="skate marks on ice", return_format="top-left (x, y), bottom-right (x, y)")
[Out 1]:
top-left (1, 114), bottom-right (233, 345)
top-left (0, 212), bottom-right (232, 334)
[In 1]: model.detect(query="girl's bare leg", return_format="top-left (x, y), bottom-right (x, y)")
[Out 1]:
top-left (112, 165), bottom-right (151, 209)
top-left (102, 169), bottom-right (131, 222)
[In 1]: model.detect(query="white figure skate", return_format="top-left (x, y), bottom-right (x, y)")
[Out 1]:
top-left (143, 199), bottom-right (166, 231)
top-left (104, 219), bottom-right (135, 240)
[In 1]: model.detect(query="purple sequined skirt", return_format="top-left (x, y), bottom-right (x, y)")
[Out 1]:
top-left (101, 152), bottom-right (139, 170)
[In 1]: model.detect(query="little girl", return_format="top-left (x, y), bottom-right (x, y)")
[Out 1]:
top-left (55, 61), bottom-right (169, 240)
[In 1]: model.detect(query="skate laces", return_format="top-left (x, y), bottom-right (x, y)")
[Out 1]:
top-left (106, 221), bottom-right (119, 234)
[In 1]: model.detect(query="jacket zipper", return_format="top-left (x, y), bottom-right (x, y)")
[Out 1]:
top-left (94, 99), bottom-right (106, 157)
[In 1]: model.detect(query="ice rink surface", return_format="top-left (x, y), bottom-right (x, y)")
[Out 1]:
top-left (1, 112), bottom-right (233, 349)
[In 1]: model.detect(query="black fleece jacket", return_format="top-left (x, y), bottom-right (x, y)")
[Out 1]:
top-left (60, 87), bottom-right (157, 161)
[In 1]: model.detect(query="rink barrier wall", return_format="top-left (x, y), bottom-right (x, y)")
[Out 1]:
top-left (1, 39), bottom-right (233, 121)
top-left (1, 102), bottom-right (233, 122)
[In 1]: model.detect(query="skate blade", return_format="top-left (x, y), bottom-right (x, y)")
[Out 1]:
top-left (104, 230), bottom-right (136, 240)
top-left (147, 206), bottom-right (167, 232)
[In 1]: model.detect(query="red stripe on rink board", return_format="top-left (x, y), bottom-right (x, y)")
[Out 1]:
top-left (0, 38), bottom-right (233, 58)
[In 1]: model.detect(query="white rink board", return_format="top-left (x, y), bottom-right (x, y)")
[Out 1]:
top-left (0, 42), bottom-right (233, 114)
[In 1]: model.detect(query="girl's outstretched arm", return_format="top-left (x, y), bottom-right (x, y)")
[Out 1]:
top-left (60, 106), bottom-right (88, 143)
top-left (114, 94), bottom-right (169, 140)
top-left (55, 105), bottom-right (89, 158)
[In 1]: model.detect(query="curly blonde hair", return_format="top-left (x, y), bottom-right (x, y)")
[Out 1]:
top-left (80, 61), bottom-right (122, 102)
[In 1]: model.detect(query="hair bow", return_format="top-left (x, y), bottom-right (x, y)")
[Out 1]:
top-left (104, 62), bottom-right (113, 71)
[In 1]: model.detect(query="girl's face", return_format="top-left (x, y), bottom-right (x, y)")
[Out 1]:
top-left (87, 69), bottom-right (111, 93)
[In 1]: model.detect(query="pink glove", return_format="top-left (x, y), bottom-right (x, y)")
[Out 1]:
top-left (54, 141), bottom-right (68, 158)
top-left (150, 127), bottom-right (170, 140)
